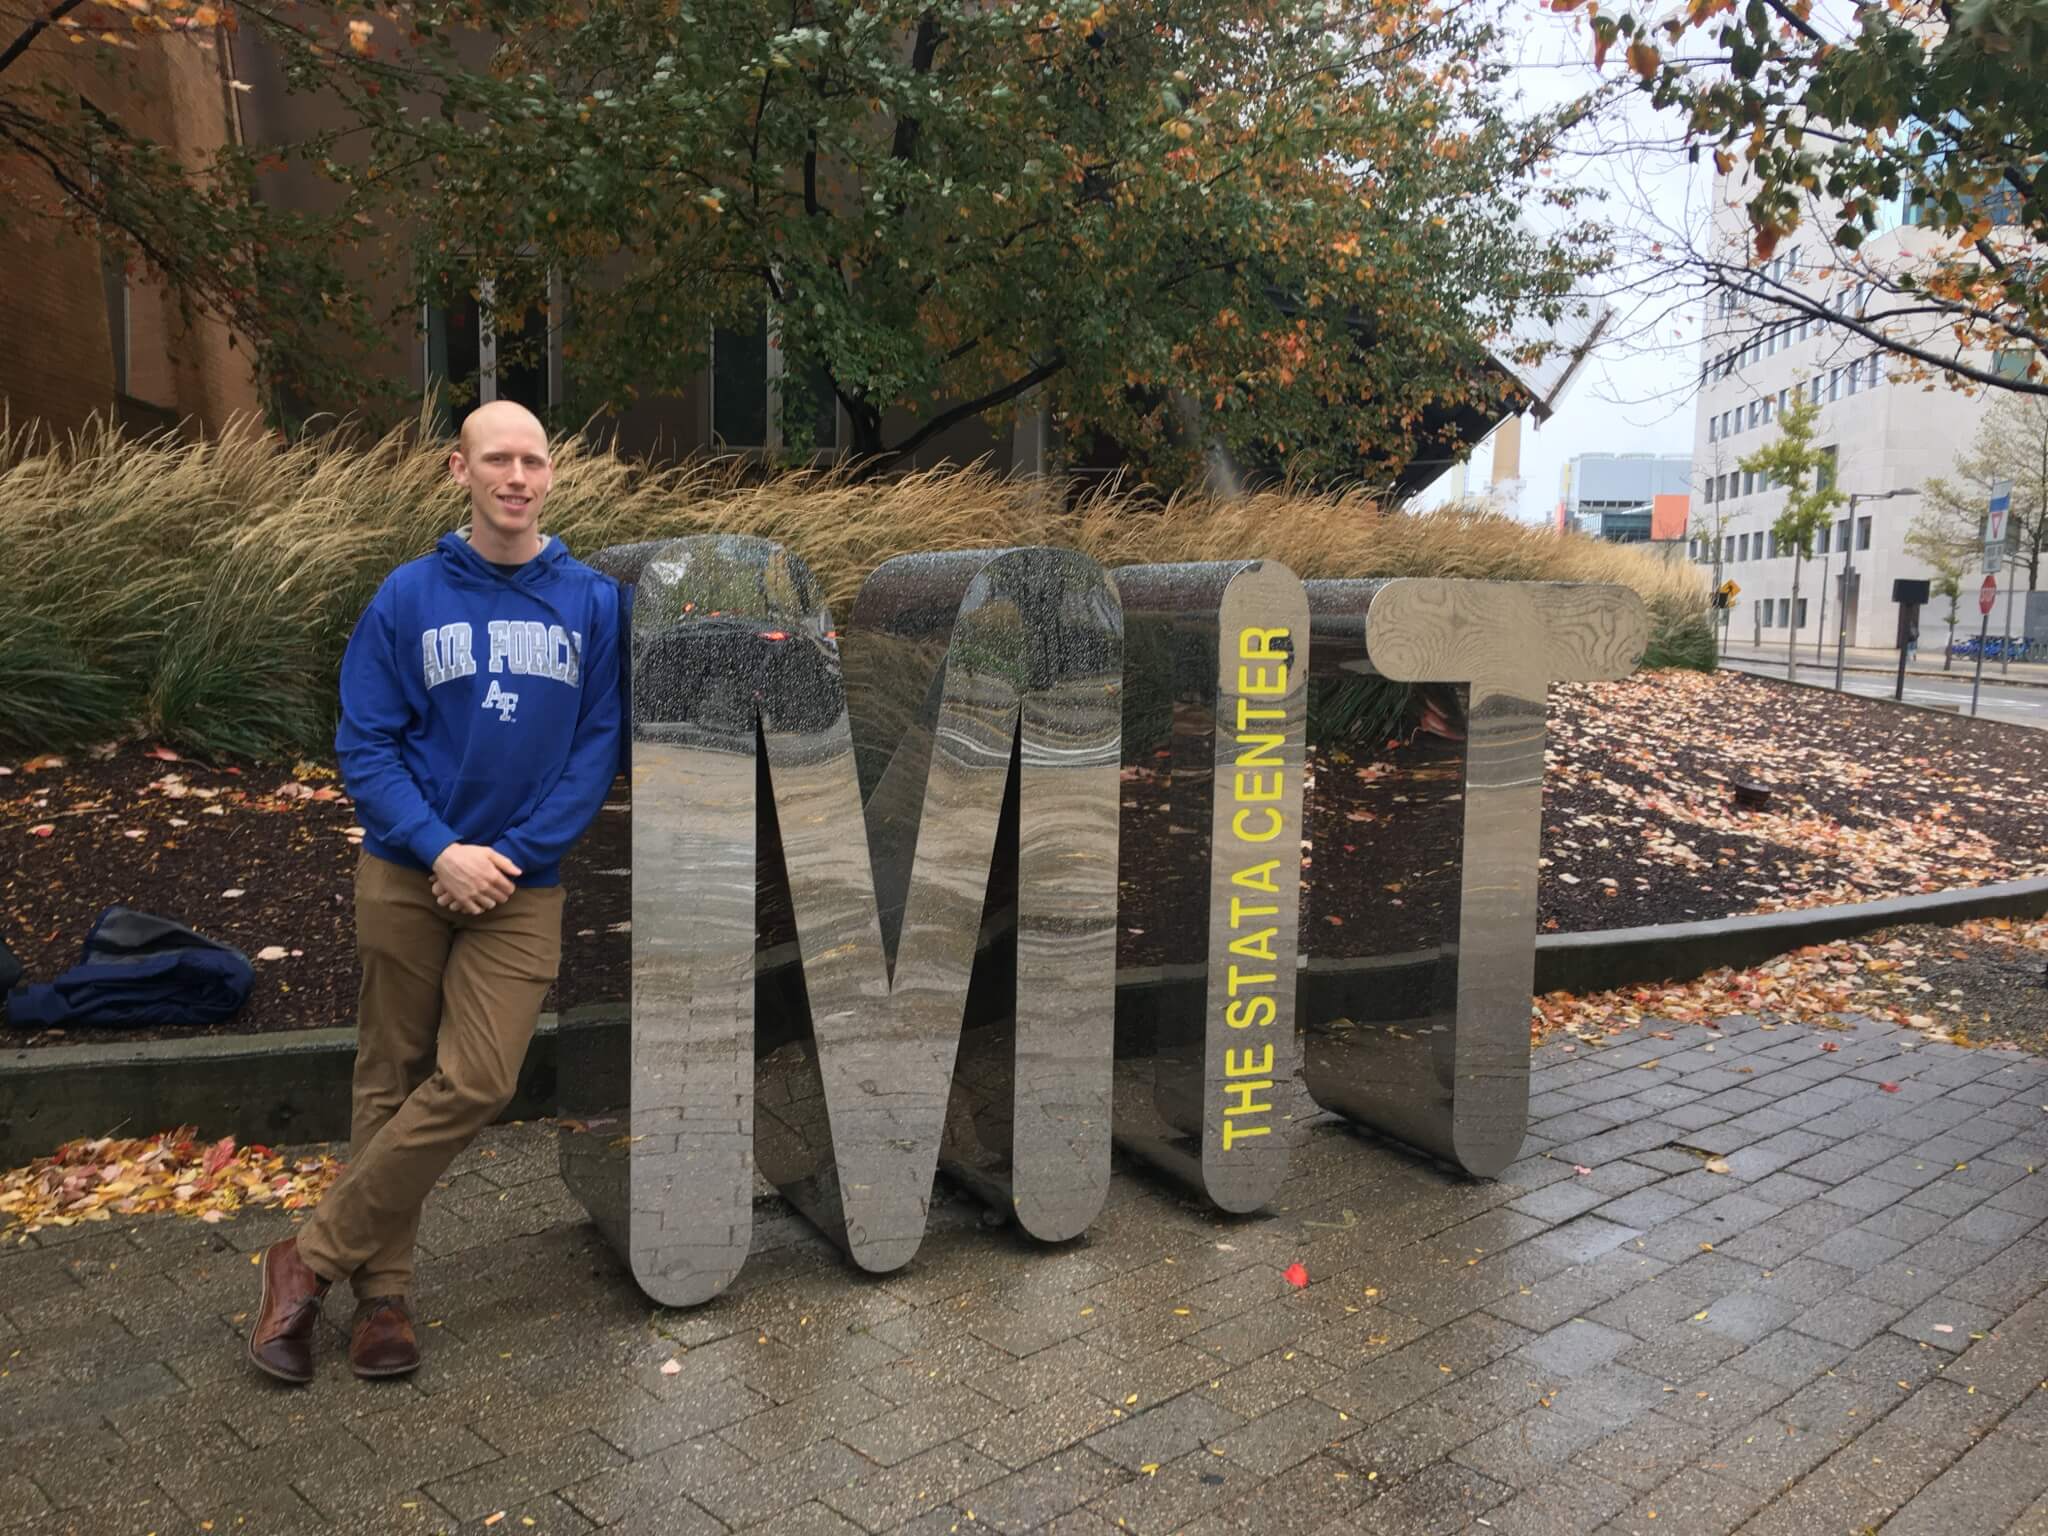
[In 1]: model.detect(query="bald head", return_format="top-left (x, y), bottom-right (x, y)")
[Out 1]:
top-left (450, 400), bottom-right (554, 562)
top-left (458, 399), bottom-right (548, 459)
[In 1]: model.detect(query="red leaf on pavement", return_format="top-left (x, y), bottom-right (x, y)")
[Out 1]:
top-left (1879, 1082), bottom-right (1900, 1092)
top-left (1282, 1262), bottom-right (1309, 1288)
top-left (200, 1135), bottom-right (237, 1177)
top-left (1819, 1041), bottom-right (1840, 1052)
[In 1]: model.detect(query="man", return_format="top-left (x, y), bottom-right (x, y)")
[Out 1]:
top-left (247, 401), bottom-right (623, 1383)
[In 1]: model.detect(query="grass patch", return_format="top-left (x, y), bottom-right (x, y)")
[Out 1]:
top-left (0, 414), bottom-right (1714, 759)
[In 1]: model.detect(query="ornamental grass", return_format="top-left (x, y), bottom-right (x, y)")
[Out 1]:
top-left (0, 413), bottom-right (1714, 758)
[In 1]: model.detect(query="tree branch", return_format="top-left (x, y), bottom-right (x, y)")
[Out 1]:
top-left (874, 351), bottom-right (1065, 470)
top-left (1758, 0), bottom-right (1829, 51)
top-left (889, 11), bottom-right (942, 164)
top-left (1705, 257), bottom-right (2048, 397)
top-left (0, 0), bottom-right (88, 77)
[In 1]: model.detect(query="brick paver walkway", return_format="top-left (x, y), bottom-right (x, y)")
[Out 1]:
top-left (4, 1014), bottom-right (2047, 1536)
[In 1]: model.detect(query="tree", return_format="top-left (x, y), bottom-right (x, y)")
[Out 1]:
top-left (1904, 511), bottom-right (1970, 669)
top-left (1575, 0), bottom-right (2048, 398)
top-left (309, 0), bottom-right (1602, 479)
top-left (1921, 392), bottom-right (2048, 590)
top-left (0, 0), bottom-right (402, 418)
top-left (8, 0), bottom-right (1600, 478)
top-left (1740, 390), bottom-right (1843, 680)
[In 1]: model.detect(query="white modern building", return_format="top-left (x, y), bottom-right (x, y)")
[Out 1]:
top-left (1686, 173), bottom-right (2031, 652)
top-left (1558, 453), bottom-right (1692, 543)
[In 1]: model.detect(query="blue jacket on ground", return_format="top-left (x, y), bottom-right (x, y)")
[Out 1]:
top-left (336, 530), bottom-right (624, 888)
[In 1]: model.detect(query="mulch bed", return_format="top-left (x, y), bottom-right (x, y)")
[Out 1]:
top-left (1878, 921), bottom-right (2048, 1056)
top-left (6, 669), bottom-right (2048, 1050)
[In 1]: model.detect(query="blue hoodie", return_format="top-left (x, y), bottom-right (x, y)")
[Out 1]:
top-left (335, 530), bottom-right (624, 888)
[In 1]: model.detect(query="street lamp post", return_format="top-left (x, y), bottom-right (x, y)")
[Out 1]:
top-left (1833, 486), bottom-right (1920, 693)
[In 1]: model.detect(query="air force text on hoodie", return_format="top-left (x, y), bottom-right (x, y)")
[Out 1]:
top-left (336, 531), bottom-right (624, 888)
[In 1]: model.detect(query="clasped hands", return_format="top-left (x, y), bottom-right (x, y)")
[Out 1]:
top-left (430, 843), bottom-right (523, 915)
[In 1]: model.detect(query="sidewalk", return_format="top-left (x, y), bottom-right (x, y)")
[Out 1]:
top-left (1720, 643), bottom-right (2048, 690)
top-left (4, 1015), bottom-right (2046, 1535)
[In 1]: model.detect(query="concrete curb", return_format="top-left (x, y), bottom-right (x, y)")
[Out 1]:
top-left (1717, 662), bottom-right (2021, 722)
top-left (1720, 652), bottom-right (2048, 692)
top-left (7, 878), bottom-right (2047, 1165)
top-left (1530, 876), bottom-right (2048, 995)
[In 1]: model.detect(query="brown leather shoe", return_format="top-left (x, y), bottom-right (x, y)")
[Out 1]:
top-left (247, 1236), bottom-right (331, 1384)
top-left (349, 1295), bottom-right (421, 1378)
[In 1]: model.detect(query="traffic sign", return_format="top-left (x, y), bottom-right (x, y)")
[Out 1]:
top-left (1986, 480), bottom-right (2013, 574)
top-left (1981, 574), bottom-right (1998, 616)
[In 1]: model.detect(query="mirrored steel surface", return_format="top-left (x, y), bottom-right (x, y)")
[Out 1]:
top-left (559, 536), bottom-right (1121, 1304)
top-left (1300, 579), bottom-right (1647, 1176)
top-left (1111, 562), bottom-right (1309, 1212)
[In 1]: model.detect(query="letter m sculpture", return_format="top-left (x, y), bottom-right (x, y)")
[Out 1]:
top-left (556, 536), bottom-right (1123, 1306)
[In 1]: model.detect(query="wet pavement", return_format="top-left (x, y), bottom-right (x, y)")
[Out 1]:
top-left (4, 1013), bottom-right (2046, 1535)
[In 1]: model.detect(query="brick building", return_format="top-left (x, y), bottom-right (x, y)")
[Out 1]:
top-left (0, 16), bottom-right (261, 437)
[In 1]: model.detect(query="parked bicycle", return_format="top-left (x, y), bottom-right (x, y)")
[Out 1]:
top-left (1948, 635), bottom-right (2034, 662)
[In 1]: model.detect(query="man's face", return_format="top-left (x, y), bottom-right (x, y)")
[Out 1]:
top-left (450, 412), bottom-right (553, 541)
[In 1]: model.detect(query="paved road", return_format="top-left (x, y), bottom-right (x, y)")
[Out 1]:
top-left (6, 1014), bottom-right (2047, 1535)
top-left (1721, 656), bottom-right (2048, 731)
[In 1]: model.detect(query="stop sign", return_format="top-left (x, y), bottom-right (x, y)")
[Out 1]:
top-left (1981, 574), bottom-right (1998, 616)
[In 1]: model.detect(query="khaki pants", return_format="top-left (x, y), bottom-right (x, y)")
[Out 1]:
top-left (297, 852), bottom-right (563, 1297)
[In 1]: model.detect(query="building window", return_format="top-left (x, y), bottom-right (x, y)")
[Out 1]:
top-left (711, 308), bottom-right (772, 448)
top-left (710, 302), bottom-right (845, 455)
top-left (1744, 470), bottom-right (1757, 496)
top-left (1828, 367), bottom-right (1842, 401)
top-left (1818, 524), bottom-right (1831, 555)
top-left (1767, 530), bottom-right (1779, 558)
top-left (1796, 597), bottom-right (1808, 628)
top-left (1836, 518), bottom-right (1850, 551)
top-left (100, 246), bottom-right (129, 398)
top-left (1857, 515), bottom-right (1872, 551)
top-left (1778, 597), bottom-right (1791, 627)
top-left (423, 262), bottom-right (558, 434)
top-left (1724, 534), bottom-right (1735, 563)
top-left (1778, 386), bottom-right (1790, 413)
top-left (82, 99), bottom-right (130, 398)
top-left (1709, 416), bottom-right (1718, 443)
top-left (1816, 445), bottom-right (1837, 492)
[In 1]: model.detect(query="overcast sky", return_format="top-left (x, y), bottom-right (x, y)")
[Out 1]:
top-left (1408, 1), bottom-right (1707, 522)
